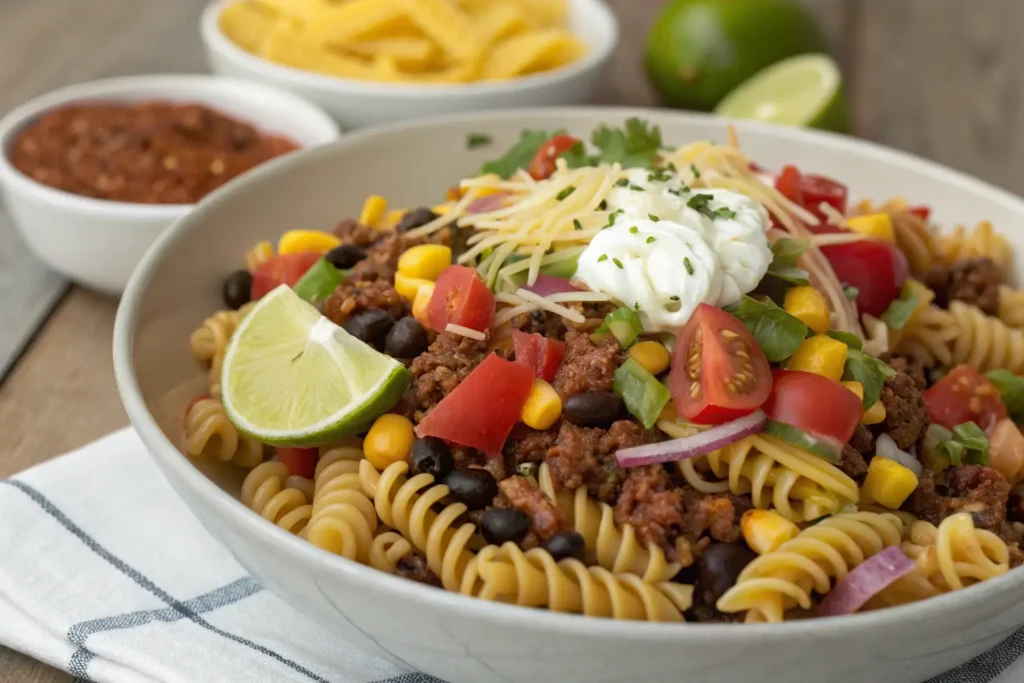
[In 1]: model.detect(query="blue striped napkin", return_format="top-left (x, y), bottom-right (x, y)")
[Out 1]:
top-left (0, 428), bottom-right (1021, 683)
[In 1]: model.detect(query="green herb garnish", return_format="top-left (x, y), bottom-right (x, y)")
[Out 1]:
top-left (880, 281), bottom-right (920, 330)
top-left (556, 185), bottom-right (576, 201)
top-left (629, 226), bottom-right (639, 234)
top-left (937, 422), bottom-right (989, 466)
top-left (985, 369), bottom-right (1024, 420)
top-left (480, 129), bottom-right (562, 179)
top-left (712, 207), bottom-right (737, 220)
top-left (597, 254), bottom-right (608, 262)
top-left (615, 178), bottom-right (629, 187)
top-left (827, 330), bottom-right (863, 351)
top-left (724, 296), bottom-right (808, 362)
top-left (649, 214), bottom-right (660, 222)
top-left (612, 257), bottom-right (624, 269)
top-left (690, 163), bottom-right (701, 178)
top-left (629, 184), bottom-right (645, 192)
top-left (684, 257), bottom-right (694, 275)
top-left (842, 349), bottom-right (896, 409)
top-left (573, 219), bottom-right (583, 231)
top-left (646, 236), bottom-right (656, 244)
top-left (466, 132), bottom-right (493, 149)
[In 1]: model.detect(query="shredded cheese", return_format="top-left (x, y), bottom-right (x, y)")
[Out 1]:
top-left (444, 323), bottom-right (486, 341)
top-left (810, 232), bottom-right (873, 246)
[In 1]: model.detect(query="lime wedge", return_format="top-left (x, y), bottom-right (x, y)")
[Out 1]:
top-left (221, 284), bottom-right (410, 446)
top-left (714, 54), bottom-right (850, 133)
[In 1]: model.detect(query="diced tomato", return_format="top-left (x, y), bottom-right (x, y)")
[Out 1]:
top-left (987, 418), bottom-right (1024, 484)
top-left (908, 205), bottom-right (931, 221)
top-left (512, 330), bottom-right (565, 382)
top-left (276, 447), bottom-right (318, 479)
top-left (924, 365), bottom-right (1007, 432)
top-left (670, 304), bottom-right (773, 424)
top-left (763, 370), bottom-right (864, 445)
top-left (251, 251), bottom-right (321, 300)
top-left (425, 265), bottom-right (495, 333)
top-left (528, 134), bottom-right (580, 180)
top-left (775, 165), bottom-right (803, 204)
top-left (416, 354), bottom-right (534, 456)
top-left (774, 165), bottom-right (849, 224)
top-left (820, 239), bottom-right (909, 317)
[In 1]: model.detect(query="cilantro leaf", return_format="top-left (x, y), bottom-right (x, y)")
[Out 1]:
top-left (723, 295), bottom-right (808, 362)
top-left (480, 129), bottom-right (563, 179)
top-left (842, 349), bottom-right (895, 409)
top-left (763, 237), bottom-right (810, 287)
top-left (985, 369), bottom-right (1024, 420)
top-left (591, 118), bottom-right (662, 168)
top-left (558, 140), bottom-right (591, 169)
top-left (880, 281), bottom-right (919, 329)
top-left (827, 330), bottom-right (863, 351)
top-left (466, 133), bottom-right (492, 149)
top-left (937, 422), bottom-right (989, 466)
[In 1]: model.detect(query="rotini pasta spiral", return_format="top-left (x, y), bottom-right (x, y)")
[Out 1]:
top-left (945, 300), bottom-right (1024, 374)
top-left (183, 397), bottom-right (264, 468)
top-left (852, 198), bottom-right (940, 275)
top-left (661, 424), bottom-right (858, 523)
top-left (716, 512), bottom-right (905, 622)
top-left (998, 285), bottom-right (1024, 329)
top-left (244, 240), bottom-right (274, 272)
top-left (460, 542), bottom-right (693, 621)
top-left (369, 531), bottom-right (415, 574)
top-left (241, 461), bottom-right (314, 534)
top-left (938, 220), bottom-right (1012, 273)
top-left (189, 303), bottom-right (254, 398)
top-left (873, 513), bottom-right (1010, 607)
top-left (304, 439), bottom-right (377, 562)
top-left (536, 463), bottom-right (682, 581)
top-left (358, 460), bottom-right (477, 591)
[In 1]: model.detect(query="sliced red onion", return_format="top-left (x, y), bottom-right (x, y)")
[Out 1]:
top-left (523, 275), bottom-right (581, 297)
top-left (876, 433), bottom-right (923, 476)
top-left (818, 546), bottom-right (916, 617)
top-left (467, 193), bottom-right (509, 214)
top-left (616, 410), bottom-right (767, 468)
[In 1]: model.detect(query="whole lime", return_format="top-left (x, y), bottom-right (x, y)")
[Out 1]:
top-left (645, 0), bottom-right (829, 111)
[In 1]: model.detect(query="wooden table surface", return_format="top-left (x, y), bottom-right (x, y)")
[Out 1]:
top-left (2, 0), bottom-right (1023, 680)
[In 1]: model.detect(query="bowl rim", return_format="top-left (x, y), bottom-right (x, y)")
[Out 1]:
top-left (0, 73), bottom-right (340, 218)
top-left (115, 105), bottom-right (1024, 642)
top-left (199, 0), bottom-right (620, 97)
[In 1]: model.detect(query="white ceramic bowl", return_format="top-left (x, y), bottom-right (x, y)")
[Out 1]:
top-left (199, 0), bottom-right (619, 130)
top-left (114, 108), bottom-right (1024, 683)
top-left (0, 75), bottom-right (340, 296)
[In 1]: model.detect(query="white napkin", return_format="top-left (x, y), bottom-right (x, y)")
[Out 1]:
top-left (1, 429), bottom-right (1023, 683)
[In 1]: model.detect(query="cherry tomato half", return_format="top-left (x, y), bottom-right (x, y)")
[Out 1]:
top-left (820, 239), bottom-right (909, 318)
top-left (512, 330), bottom-right (565, 383)
top-left (425, 265), bottom-right (496, 333)
top-left (670, 304), bottom-right (773, 424)
top-left (250, 252), bottom-right (321, 301)
top-left (908, 205), bottom-right (931, 221)
top-left (528, 135), bottom-right (580, 180)
top-left (276, 447), bottom-right (318, 479)
top-left (763, 370), bottom-right (864, 445)
top-left (774, 165), bottom-right (849, 224)
top-left (924, 365), bottom-right (1007, 432)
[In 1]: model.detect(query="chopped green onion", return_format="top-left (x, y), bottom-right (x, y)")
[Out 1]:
top-left (612, 257), bottom-right (624, 269)
top-left (646, 236), bottom-right (656, 244)
top-left (597, 254), bottom-right (608, 263)
top-left (690, 163), bottom-right (701, 178)
top-left (712, 207), bottom-right (737, 220)
top-left (466, 133), bottom-right (492, 149)
top-left (613, 358), bottom-right (670, 429)
top-left (629, 184), bottom-right (645, 191)
top-left (615, 178), bottom-right (629, 187)
top-left (629, 226), bottom-right (639, 234)
top-left (669, 295), bottom-right (680, 301)
top-left (649, 214), bottom-right (660, 222)
top-left (684, 257), bottom-right (694, 275)
top-left (573, 219), bottom-right (583, 231)
top-left (598, 199), bottom-right (608, 210)
top-left (556, 186), bottom-right (576, 201)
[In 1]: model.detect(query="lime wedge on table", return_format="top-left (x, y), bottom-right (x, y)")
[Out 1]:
top-left (221, 284), bottom-right (410, 446)
top-left (714, 54), bottom-right (851, 133)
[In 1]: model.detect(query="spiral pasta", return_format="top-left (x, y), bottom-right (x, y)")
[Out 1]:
top-left (183, 397), bottom-right (264, 468)
top-left (716, 512), bottom-right (905, 622)
top-left (358, 460), bottom-right (477, 591)
top-left (461, 542), bottom-right (694, 621)
top-left (305, 439), bottom-right (377, 562)
top-left (998, 285), bottom-right (1024, 329)
top-left (241, 461), bottom-right (314, 534)
top-left (189, 303), bottom-right (254, 398)
top-left (244, 240), bottom-right (274, 272)
top-left (536, 463), bottom-right (682, 582)
top-left (938, 220), bottom-right (1012, 273)
top-left (852, 198), bottom-right (940, 275)
top-left (661, 424), bottom-right (858, 523)
top-left (945, 300), bottom-right (1024, 374)
top-left (369, 531), bottom-right (415, 574)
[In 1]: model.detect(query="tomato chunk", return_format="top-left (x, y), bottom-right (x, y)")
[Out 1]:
top-left (924, 365), bottom-right (1007, 432)
top-left (251, 252), bottom-right (321, 300)
top-left (763, 370), bottom-right (864, 445)
top-left (670, 304), bottom-right (772, 424)
top-left (425, 265), bottom-right (495, 333)
top-left (820, 239), bottom-right (909, 318)
top-left (908, 205), bottom-right (931, 221)
top-left (276, 447), bottom-right (318, 479)
top-left (528, 134), bottom-right (580, 180)
top-left (416, 354), bottom-right (534, 456)
top-left (512, 330), bottom-right (565, 382)
top-left (774, 164), bottom-right (849, 225)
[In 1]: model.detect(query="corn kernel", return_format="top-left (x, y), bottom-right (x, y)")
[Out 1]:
top-left (385, 208), bottom-right (407, 228)
top-left (741, 509), bottom-right (799, 555)
top-left (244, 240), bottom-right (274, 271)
top-left (659, 400), bottom-right (677, 422)
top-left (277, 230), bottom-right (341, 255)
top-left (364, 414), bottom-right (415, 471)
top-left (474, 174), bottom-right (503, 198)
top-left (412, 281), bottom-right (435, 324)
top-left (841, 381), bottom-right (864, 401)
top-left (861, 456), bottom-right (918, 509)
top-left (628, 341), bottom-right (671, 376)
top-left (862, 399), bottom-right (887, 425)
top-left (398, 244), bottom-right (452, 281)
top-left (521, 379), bottom-right (562, 430)
top-left (846, 213), bottom-right (895, 242)
top-left (786, 334), bottom-right (848, 381)
top-left (359, 195), bottom-right (388, 227)
top-left (784, 286), bottom-right (831, 335)
top-left (395, 272), bottom-right (433, 301)
top-left (431, 204), bottom-right (453, 216)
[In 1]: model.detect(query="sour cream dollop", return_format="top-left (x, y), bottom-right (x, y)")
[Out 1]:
top-left (574, 168), bottom-right (772, 332)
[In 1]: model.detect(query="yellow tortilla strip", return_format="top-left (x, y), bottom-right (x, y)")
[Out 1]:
top-left (482, 29), bottom-right (584, 79)
top-left (469, 1), bottom-right (530, 45)
top-left (305, 0), bottom-right (408, 46)
top-left (394, 0), bottom-right (482, 62)
top-left (344, 38), bottom-right (439, 71)
top-left (218, 1), bottom-right (280, 53)
top-left (261, 23), bottom-right (401, 81)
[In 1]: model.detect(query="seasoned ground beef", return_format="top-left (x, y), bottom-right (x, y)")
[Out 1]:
top-left (395, 552), bottom-right (442, 587)
top-left (503, 425), bottom-right (558, 467)
top-left (614, 465), bottom-right (683, 549)
top-left (849, 423), bottom-right (875, 455)
top-left (886, 355), bottom-right (929, 391)
top-left (838, 445), bottom-right (869, 482)
top-left (450, 446), bottom-right (506, 484)
top-left (686, 604), bottom-right (747, 624)
top-left (905, 465), bottom-right (1011, 533)
top-left (553, 331), bottom-right (621, 399)
top-left (498, 476), bottom-right (568, 540)
top-left (545, 420), bottom-right (648, 503)
top-left (510, 309), bottom-right (569, 340)
top-left (679, 487), bottom-right (751, 545)
top-left (322, 278), bottom-right (409, 325)
top-left (334, 223), bottom-right (451, 283)
top-left (877, 371), bottom-right (929, 449)
top-left (408, 332), bottom-right (487, 418)
top-left (332, 218), bottom-right (380, 248)
top-left (921, 257), bottom-right (1002, 315)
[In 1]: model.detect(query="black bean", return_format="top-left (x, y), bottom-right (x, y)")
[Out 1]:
top-left (562, 391), bottom-right (623, 427)
top-left (542, 531), bottom-right (586, 561)
top-left (410, 437), bottom-right (453, 479)
top-left (395, 207), bottom-right (438, 233)
top-left (385, 317), bottom-right (428, 358)
top-left (222, 270), bottom-right (252, 309)
top-left (325, 244), bottom-right (366, 270)
top-left (342, 309), bottom-right (394, 349)
top-left (697, 543), bottom-right (757, 603)
top-left (442, 467), bottom-right (498, 510)
top-left (480, 508), bottom-right (532, 545)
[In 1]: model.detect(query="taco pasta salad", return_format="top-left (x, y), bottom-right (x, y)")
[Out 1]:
top-left (184, 119), bottom-right (1024, 623)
